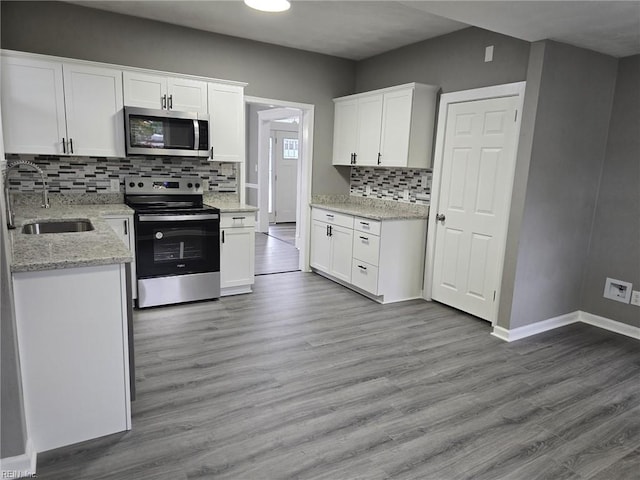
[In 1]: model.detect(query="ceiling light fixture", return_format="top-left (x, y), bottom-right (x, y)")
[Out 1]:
top-left (244, 0), bottom-right (291, 13)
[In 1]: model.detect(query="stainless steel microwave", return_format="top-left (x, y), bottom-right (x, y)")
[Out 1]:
top-left (124, 107), bottom-right (210, 157)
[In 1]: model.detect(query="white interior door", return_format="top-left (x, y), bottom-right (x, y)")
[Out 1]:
top-left (431, 95), bottom-right (519, 321)
top-left (272, 129), bottom-right (299, 223)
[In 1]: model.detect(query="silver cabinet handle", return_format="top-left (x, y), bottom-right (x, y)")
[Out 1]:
top-left (359, 236), bottom-right (368, 241)
top-left (360, 221), bottom-right (369, 226)
top-left (232, 216), bottom-right (246, 220)
top-left (62, 138), bottom-right (66, 154)
top-left (357, 265), bottom-right (367, 270)
top-left (69, 138), bottom-right (74, 154)
top-left (162, 94), bottom-right (167, 109)
top-left (123, 219), bottom-right (128, 236)
top-left (168, 94), bottom-right (173, 109)
top-left (377, 153), bottom-right (382, 165)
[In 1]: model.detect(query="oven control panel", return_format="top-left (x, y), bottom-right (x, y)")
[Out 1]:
top-left (124, 176), bottom-right (204, 195)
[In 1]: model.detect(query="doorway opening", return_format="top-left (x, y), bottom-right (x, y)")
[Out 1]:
top-left (244, 98), bottom-right (314, 276)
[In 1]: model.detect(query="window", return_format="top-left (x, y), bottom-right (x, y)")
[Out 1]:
top-left (283, 138), bottom-right (299, 159)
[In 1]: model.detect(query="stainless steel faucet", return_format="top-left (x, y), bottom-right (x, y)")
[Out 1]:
top-left (4, 160), bottom-right (50, 229)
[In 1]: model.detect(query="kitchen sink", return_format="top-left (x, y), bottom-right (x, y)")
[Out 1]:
top-left (21, 219), bottom-right (94, 234)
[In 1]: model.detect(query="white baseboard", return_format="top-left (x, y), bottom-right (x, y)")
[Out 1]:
top-left (491, 311), bottom-right (580, 342)
top-left (0, 438), bottom-right (37, 478)
top-left (579, 311), bottom-right (640, 340)
top-left (491, 310), bottom-right (639, 342)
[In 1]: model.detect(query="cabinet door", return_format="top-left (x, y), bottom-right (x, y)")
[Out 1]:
top-left (355, 94), bottom-right (383, 166)
top-left (221, 227), bottom-right (255, 288)
top-left (310, 220), bottom-right (331, 272)
top-left (168, 77), bottom-right (208, 113)
top-left (122, 71), bottom-right (166, 109)
top-left (1, 56), bottom-right (67, 155)
top-left (63, 64), bottom-right (125, 157)
top-left (332, 99), bottom-right (358, 166)
top-left (208, 83), bottom-right (244, 162)
top-left (379, 88), bottom-right (413, 167)
top-left (329, 224), bottom-right (353, 283)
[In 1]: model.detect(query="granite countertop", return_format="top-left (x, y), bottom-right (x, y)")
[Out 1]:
top-left (310, 196), bottom-right (429, 221)
top-left (10, 204), bottom-right (134, 273)
top-left (206, 202), bottom-right (259, 213)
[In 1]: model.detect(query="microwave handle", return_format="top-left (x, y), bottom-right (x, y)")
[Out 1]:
top-left (193, 120), bottom-right (200, 152)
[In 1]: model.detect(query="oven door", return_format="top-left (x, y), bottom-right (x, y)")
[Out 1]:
top-left (135, 212), bottom-right (220, 279)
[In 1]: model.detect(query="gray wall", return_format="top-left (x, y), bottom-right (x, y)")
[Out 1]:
top-left (355, 27), bottom-right (530, 93)
top-left (0, 0), bottom-right (354, 195)
top-left (581, 55), bottom-right (640, 327)
top-left (502, 41), bottom-right (618, 329)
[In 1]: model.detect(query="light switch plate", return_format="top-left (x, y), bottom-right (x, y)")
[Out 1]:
top-left (631, 290), bottom-right (640, 307)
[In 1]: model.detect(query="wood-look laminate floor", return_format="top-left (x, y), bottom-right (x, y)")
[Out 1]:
top-left (255, 226), bottom-right (299, 275)
top-left (36, 272), bottom-right (640, 479)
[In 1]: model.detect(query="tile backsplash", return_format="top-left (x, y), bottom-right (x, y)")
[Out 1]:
top-left (350, 167), bottom-right (432, 205)
top-left (4, 154), bottom-right (237, 193)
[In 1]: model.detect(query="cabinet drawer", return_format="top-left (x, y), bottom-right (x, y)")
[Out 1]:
top-left (351, 260), bottom-right (379, 295)
top-left (312, 208), bottom-right (354, 229)
top-left (354, 217), bottom-right (381, 235)
top-left (220, 213), bottom-right (255, 228)
top-left (353, 232), bottom-right (380, 266)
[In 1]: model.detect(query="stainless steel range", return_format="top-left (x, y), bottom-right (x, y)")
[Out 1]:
top-left (125, 176), bottom-right (220, 308)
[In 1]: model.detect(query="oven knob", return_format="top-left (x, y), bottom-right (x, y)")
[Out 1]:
top-left (195, 183), bottom-right (201, 189)
top-left (155, 232), bottom-right (163, 240)
top-left (138, 182), bottom-right (144, 188)
top-left (187, 182), bottom-right (193, 189)
top-left (129, 182), bottom-right (135, 188)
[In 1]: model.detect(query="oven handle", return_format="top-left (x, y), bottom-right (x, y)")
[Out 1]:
top-left (138, 214), bottom-right (220, 222)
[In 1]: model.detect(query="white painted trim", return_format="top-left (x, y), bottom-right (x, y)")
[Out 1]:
top-left (0, 438), bottom-right (37, 478)
top-left (491, 311), bottom-right (579, 342)
top-left (425, 81), bottom-right (527, 327)
top-left (580, 311), bottom-right (640, 340)
top-left (491, 310), bottom-right (640, 342)
top-left (246, 96), bottom-right (314, 272)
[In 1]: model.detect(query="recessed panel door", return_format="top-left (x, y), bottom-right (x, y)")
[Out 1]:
top-left (432, 95), bottom-right (519, 321)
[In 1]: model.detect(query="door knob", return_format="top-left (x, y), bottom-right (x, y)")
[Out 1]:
top-left (436, 213), bottom-right (446, 223)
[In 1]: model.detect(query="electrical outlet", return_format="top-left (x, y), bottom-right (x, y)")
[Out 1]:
top-left (403, 189), bottom-right (410, 201)
top-left (631, 290), bottom-right (640, 307)
top-left (202, 180), bottom-right (209, 191)
top-left (365, 185), bottom-right (371, 196)
top-left (485, 45), bottom-right (494, 62)
top-left (110, 179), bottom-right (120, 192)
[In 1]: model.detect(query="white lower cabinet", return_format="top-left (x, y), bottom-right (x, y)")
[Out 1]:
top-left (13, 264), bottom-right (131, 453)
top-left (220, 212), bottom-right (255, 295)
top-left (104, 214), bottom-right (137, 300)
top-left (311, 207), bottom-right (427, 303)
top-left (310, 209), bottom-right (354, 283)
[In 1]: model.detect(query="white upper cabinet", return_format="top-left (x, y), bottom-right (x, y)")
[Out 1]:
top-left (1, 56), bottom-right (66, 155)
top-left (63, 64), bottom-right (125, 157)
top-left (356, 94), bottom-right (383, 166)
top-left (122, 71), bottom-right (208, 113)
top-left (1, 55), bottom-right (124, 157)
top-left (332, 83), bottom-right (439, 169)
top-left (332, 99), bottom-right (358, 166)
top-left (207, 83), bottom-right (245, 163)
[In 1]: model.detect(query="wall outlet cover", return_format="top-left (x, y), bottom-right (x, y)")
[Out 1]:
top-left (603, 277), bottom-right (632, 304)
top-left (110, 179), bottom-right (120, 192)
top-left (631, 290), bottom-right (640, 307)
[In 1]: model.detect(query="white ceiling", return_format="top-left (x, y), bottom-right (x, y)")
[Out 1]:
top-left (69, 1), bottom-right (640, 60)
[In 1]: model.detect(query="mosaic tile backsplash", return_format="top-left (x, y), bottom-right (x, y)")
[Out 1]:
top-left (350, 167), bottom-right (432, 205)
top-left (4, 154), bottom-right (237, 193)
